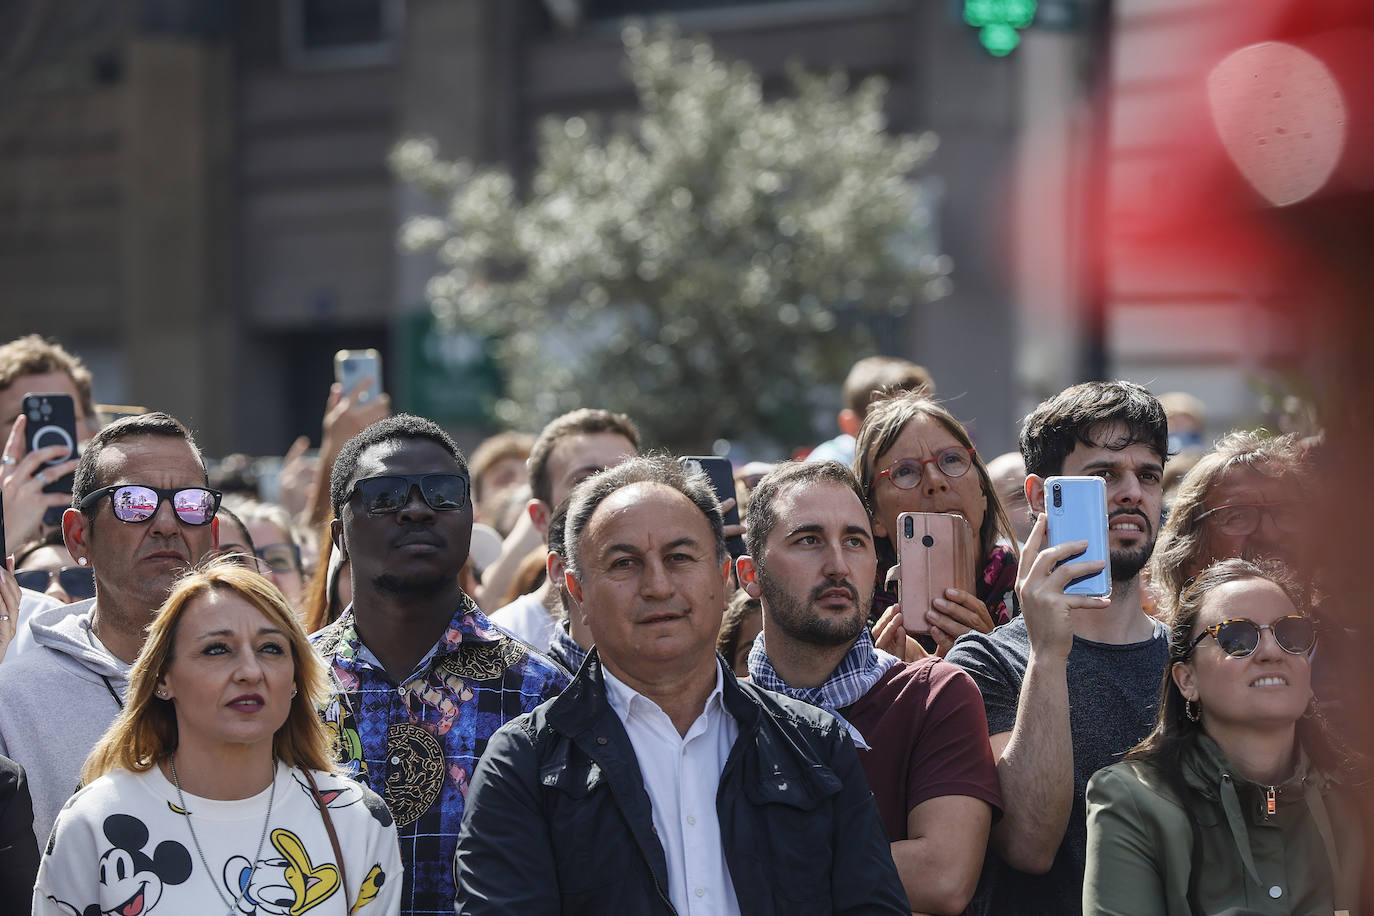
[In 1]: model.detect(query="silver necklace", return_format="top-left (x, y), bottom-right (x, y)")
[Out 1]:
top-left (169, 753), bottom-right (276, 916)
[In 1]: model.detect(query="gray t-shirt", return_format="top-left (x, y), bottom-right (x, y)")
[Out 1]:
top-left (946, 615), bottom-right (1168, 916)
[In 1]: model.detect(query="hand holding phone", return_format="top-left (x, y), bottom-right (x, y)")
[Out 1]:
top-left (895, 512), bottom-right (976, 634)
top-left (1, 411), bottom-right (80, 554)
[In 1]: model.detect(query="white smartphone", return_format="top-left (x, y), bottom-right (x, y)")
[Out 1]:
top-left (334, 349), bottom-right (383, 404)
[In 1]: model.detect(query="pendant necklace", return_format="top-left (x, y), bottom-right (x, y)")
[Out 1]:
top-left (169, 753), bottom-right (276, 916)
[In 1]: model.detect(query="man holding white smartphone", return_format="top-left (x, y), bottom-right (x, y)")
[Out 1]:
top-left (738, 461), bottom-right (1001, 916)
top-left (946, 381), bottom-right (1170, 915)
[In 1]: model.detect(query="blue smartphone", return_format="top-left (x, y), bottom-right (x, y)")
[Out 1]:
top-left (1045, 476), bottom-right (1111, 597)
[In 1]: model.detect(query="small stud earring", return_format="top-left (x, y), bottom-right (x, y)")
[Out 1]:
top-left (77, 557), bottom-right (88, 567)
top-left (156, 689), bottom-right (167, 699)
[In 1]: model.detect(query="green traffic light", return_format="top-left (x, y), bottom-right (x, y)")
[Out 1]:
top-left (964, 0), bottom-right (1037, 57)
top-left (980, 24), bottom-right (1021, 57)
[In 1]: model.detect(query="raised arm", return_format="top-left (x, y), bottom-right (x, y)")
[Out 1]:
top-left (976, 515), bottom-right (1108, 873)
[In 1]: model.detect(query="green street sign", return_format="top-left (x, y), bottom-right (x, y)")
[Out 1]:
top-left (393, 309), bottom-right (502, 424)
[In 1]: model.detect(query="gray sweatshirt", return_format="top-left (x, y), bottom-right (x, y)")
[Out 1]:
top-left (0, 599), bottom-right (128, 848)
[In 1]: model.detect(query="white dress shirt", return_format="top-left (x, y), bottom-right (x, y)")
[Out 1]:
top-left (603, 664), bottom-right (742, 916)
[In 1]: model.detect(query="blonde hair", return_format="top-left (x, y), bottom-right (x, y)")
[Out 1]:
top-left (82, 558), bottom-right (338, 784)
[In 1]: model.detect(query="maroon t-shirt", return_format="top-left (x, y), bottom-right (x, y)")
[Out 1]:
top-left (840, 657), bottom-right (1002, 842)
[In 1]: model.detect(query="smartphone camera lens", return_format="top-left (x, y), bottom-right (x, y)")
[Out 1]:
top-left (903, 515), bottom-right (914, 538)
top-left (921, 535), bottom-right (934, 548)
top-left (1052, 484), bottom-right (1062, 508)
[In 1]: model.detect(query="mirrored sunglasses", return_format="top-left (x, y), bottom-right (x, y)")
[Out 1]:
top-left (78, 485), bottom-right (222, 526)
top-left (14, 566), bottom-right (96, 600)
top-left (350, 474), bottom-right (469, 515)
top-left (877, 447), bottom-right (976, 491)
top-left (1189, 615), bottom-right (1317, 658)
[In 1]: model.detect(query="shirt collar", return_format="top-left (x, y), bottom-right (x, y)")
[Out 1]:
top-left (603, 659), bottom-right (728, 725)
top-left (327, 590), bottom-right (502, 675)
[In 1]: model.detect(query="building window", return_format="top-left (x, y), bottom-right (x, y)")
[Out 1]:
top-left (282, 0), bottom-right (402, 68)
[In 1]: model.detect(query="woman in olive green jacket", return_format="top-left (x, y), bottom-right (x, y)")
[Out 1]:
top-left (1084, 558), bottom-right (1363, 916)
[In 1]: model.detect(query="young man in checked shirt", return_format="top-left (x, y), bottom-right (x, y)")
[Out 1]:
top-left (738, 460), bottom-right (1001, 916)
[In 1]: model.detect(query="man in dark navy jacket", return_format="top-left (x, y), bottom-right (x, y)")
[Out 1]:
top-left (455, 455), bottom-right (907, 915)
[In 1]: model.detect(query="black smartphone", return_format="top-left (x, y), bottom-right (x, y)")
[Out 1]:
top-left (24, 392), bottom-right (80, 526)
top-left (680, 456), bottom-right (746, 557)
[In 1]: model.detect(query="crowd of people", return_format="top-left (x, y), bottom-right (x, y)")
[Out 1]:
top-left (0, 334), bottom-right (1360, 916)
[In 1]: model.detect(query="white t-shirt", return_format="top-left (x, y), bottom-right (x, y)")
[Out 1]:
top-left (487, 590), bottom-right (556, 650)
top-left (34, 762), bottom-right (403, 916)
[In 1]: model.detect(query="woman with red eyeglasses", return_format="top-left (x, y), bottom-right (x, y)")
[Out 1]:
top-left (853, 392), bottom-right (1022, 658)
top-left (1084, 557), bottom-right (1362, 914)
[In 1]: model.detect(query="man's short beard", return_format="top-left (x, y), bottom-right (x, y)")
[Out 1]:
top-left (1111, 540), bottom-right (1155, 583)
top-left (757, 566), bottom-right (867, 649)
top-left (373, 571), bottom-right (450, 598)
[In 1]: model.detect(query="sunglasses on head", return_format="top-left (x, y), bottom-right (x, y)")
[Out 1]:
top-left (78, 485), bottom-right (222, 526)
top-left (1188, 615), bottom-right (1317, 659)
top-left (349, 474), bottom-right (469, 515)
top-left (14, 566), bottom-right (96, 600)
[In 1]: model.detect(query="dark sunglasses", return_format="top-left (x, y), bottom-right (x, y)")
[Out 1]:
top-left (349, 474), bottom-right (469, 515)
top-left (79, 485), bottom-right (222, 526)
top-left (15, 566), bottom-right (96, 600)
top-left (1188, 615), bottom-right (1317, 659)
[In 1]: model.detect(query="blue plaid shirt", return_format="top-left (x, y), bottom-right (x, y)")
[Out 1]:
top-left (747, 627), bottom-right (898, 749)
top-left (547, 622), bottom-right (589, 675)
top-left (312, 593), bottom-right (569, 916)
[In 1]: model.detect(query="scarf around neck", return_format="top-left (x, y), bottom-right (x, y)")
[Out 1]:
top-left (747, 626), bottom-right (899, 750)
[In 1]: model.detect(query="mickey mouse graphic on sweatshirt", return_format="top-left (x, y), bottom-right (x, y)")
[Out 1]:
top-left (34, 763), bottom-right (402, 916)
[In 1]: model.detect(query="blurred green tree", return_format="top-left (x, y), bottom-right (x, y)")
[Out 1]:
top-left (392, 25), bottom-right (949, 452)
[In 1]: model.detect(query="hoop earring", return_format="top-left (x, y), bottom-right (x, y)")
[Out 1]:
top-left (1303, 696), bottom-right (1318, 719)
top-left (1185, 699), bottom-right (1200, 722)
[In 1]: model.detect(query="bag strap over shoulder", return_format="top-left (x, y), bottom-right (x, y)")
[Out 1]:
top-left (304, 768), bottom-right (351, 912)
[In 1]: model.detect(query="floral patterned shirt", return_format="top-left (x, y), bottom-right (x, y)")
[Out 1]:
top-left (312, 593), bottom-right (569, 916)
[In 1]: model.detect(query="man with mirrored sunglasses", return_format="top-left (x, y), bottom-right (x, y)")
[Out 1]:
top-left (0, 411), bottom-right (219, 847)
top-left (311, 414), bottom-right (569, 916)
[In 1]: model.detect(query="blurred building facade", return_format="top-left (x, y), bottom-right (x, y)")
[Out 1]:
top-left (0, 0), bottom-right (1292, 457)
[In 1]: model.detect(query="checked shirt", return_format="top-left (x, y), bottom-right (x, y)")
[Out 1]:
top-left (312, 594), bottom-right (569, 916)
top-left (748, 627), bottom-right (899, 749)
